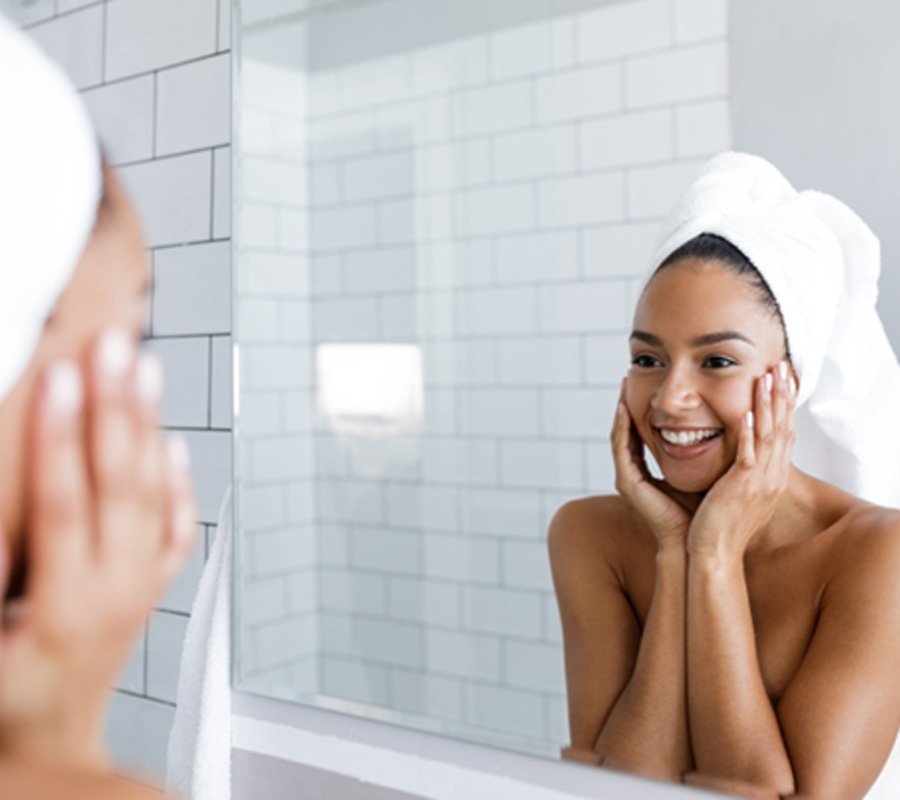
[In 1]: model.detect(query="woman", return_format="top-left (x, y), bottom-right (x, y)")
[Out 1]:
top-left (549, 153), bottom-right (900, 799)
top-left (0, 12), bottom-right (196, 795)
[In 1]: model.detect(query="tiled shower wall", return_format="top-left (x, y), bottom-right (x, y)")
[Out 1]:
top-left (2, 0), bottom-right (232, 780)
top-left (237, 52), bottom-right (321, 695)
top-left (236, 0), bottom-right (731, 755)
top-left (310, 0), bottom-right (729, 752)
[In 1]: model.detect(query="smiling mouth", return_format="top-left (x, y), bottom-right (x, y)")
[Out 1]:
top-left (656, 427), bottom-right (724, 447)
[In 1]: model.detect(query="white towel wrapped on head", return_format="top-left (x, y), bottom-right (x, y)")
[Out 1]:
top-left (649, 151), bottom-right (900, 509)
top-left (0, 12), bottom-right (101, 401)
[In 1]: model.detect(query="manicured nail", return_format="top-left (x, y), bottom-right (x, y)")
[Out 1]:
top-left (166, 434), bottom-right (191, 473)
top-left (136, 353), bottom-right (164, 406)
top-left (778, 361), bottom-right (788, 382)
top-left (98, 328), bottom-right (132, 381)
top-left (764, 373), bottom-right (773, 392)
top-left (46, 361), bottom-right (83, 417)
top-left (745, 410), bottom-right (754, 428)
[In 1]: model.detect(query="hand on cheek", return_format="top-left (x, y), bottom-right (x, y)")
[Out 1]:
top-left (0, 328), bottom-right (197, 770)
top-left (612, 378), bottom-right (694, 549)
top-left (688, 361), bottom-right (796, 561)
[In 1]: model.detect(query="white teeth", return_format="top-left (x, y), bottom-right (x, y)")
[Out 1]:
top-left (659, 428), bottom-right (720, 446)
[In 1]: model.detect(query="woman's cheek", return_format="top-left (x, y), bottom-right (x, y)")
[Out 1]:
top-left (624, 378), bottom-right (657, 448)
top-left (623, 376), bottom-right (645, 422)
top-left (715, 373), bottom-right (756, 417)
top-left (713, 377), bottom-right (756, 453)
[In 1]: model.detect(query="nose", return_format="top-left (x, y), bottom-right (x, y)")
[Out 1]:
top-left (650, 364), bottom-right (701, 417)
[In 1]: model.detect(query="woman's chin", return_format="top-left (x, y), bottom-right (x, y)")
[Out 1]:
top-left (658, 465), bottom-right (722, 495)
top-left (663, 475), bottom-right (714, 495)
top-left (647, 440), bottom-right (733, 496)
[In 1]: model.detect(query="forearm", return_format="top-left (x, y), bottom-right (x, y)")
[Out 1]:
top-left (0, 660), bottom-right (110, 771)
top-left (0, 757), bottom-right (165, 799)
top-left (687, 554), bottom-right (794, 794)
top-left (595, 545), bottom-right (691, 779)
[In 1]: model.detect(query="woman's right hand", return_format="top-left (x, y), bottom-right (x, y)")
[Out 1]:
top-left (611, 379), bottom-right (693, 549)
top-left (0, 328), bottom-right (197, 771)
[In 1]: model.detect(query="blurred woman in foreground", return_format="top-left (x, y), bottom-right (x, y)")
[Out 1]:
top-left (0, 12), bottom-right (196, 796)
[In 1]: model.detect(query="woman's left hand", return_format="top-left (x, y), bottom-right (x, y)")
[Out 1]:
top-left (688, 361), bottom-right (796, 561)
top-left (0, 336), bottom-right (197, 771)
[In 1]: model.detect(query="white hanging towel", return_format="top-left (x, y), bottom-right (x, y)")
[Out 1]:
top-left (166, 487), bottom-right (233, 800)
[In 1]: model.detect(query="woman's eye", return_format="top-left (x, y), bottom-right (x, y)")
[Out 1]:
top-left (704, 355), bottom-right (736, 369)
top-left (631, 354), bottom-right (662, 368)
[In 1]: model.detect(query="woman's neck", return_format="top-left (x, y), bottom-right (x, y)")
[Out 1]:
top-left (744, 466), bottom-right (847, 557)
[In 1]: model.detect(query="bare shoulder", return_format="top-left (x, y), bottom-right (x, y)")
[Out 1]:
top-left (548, 495), bottom-right (639, 554)
top-left (548, 494), bottom-right (633, 533)
top-left (547, 494), bottom-right (652, 584)
top-left (827, 502), bottom-right (900, 597)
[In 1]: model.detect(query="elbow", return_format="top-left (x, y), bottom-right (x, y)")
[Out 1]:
top-left (752, 766), bottom-right (795, 800)
top-left (597, 750), bottom-right (685, 783)
top-left (683, 769), bottom-right (794, 800)
top-left (560, 745), bottom-right (601, 766)
top-left (726, 748), bottom-right (795, 798)
top-left (768, 762), bottom-right (796, 799)
top-left (775, 782), bottom-right (797, 800)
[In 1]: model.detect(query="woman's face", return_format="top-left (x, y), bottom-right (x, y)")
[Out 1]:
top-left (626, 257), bottom-right (789, 494)
top-left (0, 162), bottom-right (150, 572)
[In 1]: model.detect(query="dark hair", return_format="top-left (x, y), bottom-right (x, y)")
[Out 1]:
top-left (654, 233), bottom-right (790, 360)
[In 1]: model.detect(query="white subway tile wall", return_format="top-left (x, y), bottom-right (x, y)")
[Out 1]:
top-left (262, 0), bottom-right (731, 755)
top-left (236, 50), bottom-right (321, 718)
top-left (3, 0), bottom-right (232, 781)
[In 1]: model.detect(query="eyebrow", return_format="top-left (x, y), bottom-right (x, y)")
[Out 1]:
top-left (630, 330), bottom-right (756, 347)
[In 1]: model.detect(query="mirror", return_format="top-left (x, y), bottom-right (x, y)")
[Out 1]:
top-left (234, 0), bottom-right (900, 765)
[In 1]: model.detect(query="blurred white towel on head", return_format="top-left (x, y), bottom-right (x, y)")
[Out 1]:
top-left (166, 487), bottom-right (232, 800)
top-left (0, 12), bottom-right (101, 402)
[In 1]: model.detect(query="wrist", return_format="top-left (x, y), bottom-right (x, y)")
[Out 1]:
top-left (687, 522), bottom-right (748, 564)
top-left (688, 546), bottom-right (745, 574)
top-left (653, 524), bottom-right (688, 549)
top-left (0, 682), bottom-right (110, 773)
top-left (1, 723), bottom-right (108, 773)
top-left (656, 540), bottom-right (687, 560)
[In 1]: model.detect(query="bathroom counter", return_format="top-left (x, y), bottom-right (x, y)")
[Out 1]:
top-left (232, 691), bottom-right (725, 800)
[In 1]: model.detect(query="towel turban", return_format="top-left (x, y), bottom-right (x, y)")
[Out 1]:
top-left (648, 152), bottom-right (900, 508)
top-left (0, 12), bottom-right (101, 401)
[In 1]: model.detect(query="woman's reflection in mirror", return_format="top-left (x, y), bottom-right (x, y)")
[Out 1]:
top-left (550, 153), bottom-right (900, 800)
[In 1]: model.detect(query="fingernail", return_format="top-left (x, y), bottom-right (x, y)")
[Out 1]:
top-left (46, 361), bottom-right (83, 417)
top-left (98, 328), bottom-right (132, 381)
top-left (136, 353), bottom-right (164, 406)
top-left (778, 361), bottom-right (788, 381)
top-left (764, 373), bottom-right (773, 392)
top-left (789, 377), bottom-right (798, 396)
top-left (166, 434), bottom-right (191, 474)
top-left (745, 410), bottom-right (754, 428)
